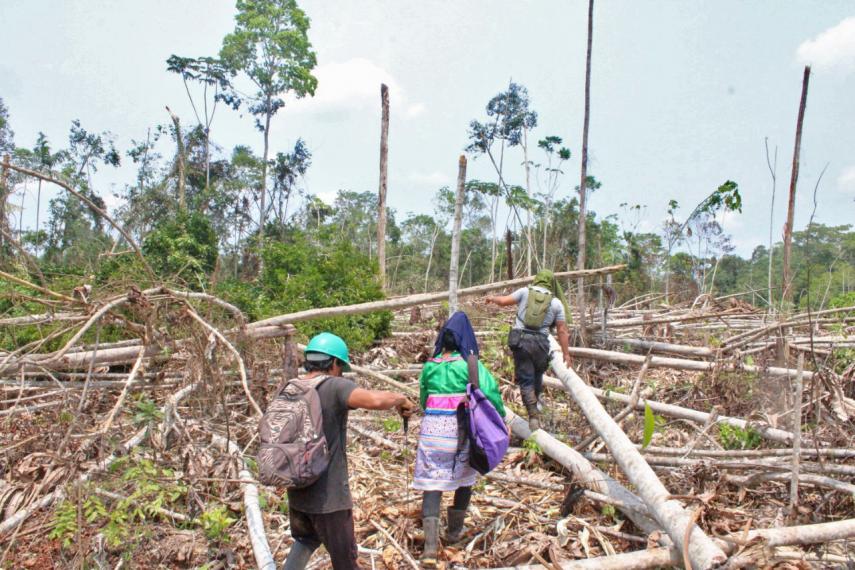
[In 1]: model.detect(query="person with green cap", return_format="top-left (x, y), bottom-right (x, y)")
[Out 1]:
top-left (485, 270), bottom-right (572, 430)
top-left (282, 332), bottom-right (417, 570)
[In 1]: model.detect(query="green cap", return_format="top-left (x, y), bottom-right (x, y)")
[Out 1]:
top-left (305, 332), bottom-right (351, 371)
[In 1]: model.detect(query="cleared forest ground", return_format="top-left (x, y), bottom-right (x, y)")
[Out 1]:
top-left (2, 291), bottom-right (855, 568)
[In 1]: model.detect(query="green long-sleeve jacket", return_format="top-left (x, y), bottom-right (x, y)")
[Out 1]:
top-left (419, 352), bottom-right (506, 417)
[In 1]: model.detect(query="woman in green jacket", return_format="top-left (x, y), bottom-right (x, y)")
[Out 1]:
top-left (413, 312), bottom-right (505, 567)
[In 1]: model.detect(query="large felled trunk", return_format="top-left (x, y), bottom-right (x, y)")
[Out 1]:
top-left (546, 335), bottom-right (728, 569)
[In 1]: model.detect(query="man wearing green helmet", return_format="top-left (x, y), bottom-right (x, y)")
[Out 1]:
top-left (283, 332), bottom-right (416, 570)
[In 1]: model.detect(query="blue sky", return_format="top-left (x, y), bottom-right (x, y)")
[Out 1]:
top-left (1, 1), bottom-right (854, 256)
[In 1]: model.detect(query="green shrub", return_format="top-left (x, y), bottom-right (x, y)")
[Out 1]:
top-left (256, 232), bottom-right (390, 351)
top-left (718, 423), bottom-right (762, 450)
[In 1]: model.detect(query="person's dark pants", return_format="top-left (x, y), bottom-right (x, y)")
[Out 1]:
top-left (510, 331), bottom-right (551, 397)
top-left (421, 486), bottom-right (472, 518)
top-left (286, 508), bottom-right (360, 570)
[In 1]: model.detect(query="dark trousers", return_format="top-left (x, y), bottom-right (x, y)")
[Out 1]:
top-left (510, 330), bottom-right (551, 396)
top-left (289, 508), bottom-right (360, 569)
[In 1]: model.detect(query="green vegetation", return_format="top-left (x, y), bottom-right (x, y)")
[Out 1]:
top-left (381, 417), bottom-right (402, 433)
top-left (718, 423), bottom-right (762, 450)
top-left (51, 455), bottom-right (188, 551)
top-left (199, 505), bottom-right (237, 543)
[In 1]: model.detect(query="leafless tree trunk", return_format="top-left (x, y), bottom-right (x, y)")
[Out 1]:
top-left (506, 229), bottom-right (514, 281)
top-left (523, 127), bottom-right (533, 276)
top-left (0, 154), bottom-right (9, 260)
top-left (448, 155), bottom-right (466, 313)
top-left (377, 84), bottom-right (390, 291)
top-left (765, 138), bottom-right (778, 314)
top-left (576, 0), bottom-right (594, 344)
top-left (790, 353), bottom-right (804, 511)
top-left (424, 225), bottom-right (440, 293)
top-left (166, 107), bottom-right (186, 211)
top-left (781, 66), bottom-right (810, 309)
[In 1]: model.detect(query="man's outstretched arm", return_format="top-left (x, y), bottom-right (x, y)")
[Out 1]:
top-left (348, 388), bottom-right (416, 416)
top-left (485, 295), bottom-right (518, 307)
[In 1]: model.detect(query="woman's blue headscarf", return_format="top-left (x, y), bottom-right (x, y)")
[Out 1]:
top-left (434, 311), bottom-right (480, 358)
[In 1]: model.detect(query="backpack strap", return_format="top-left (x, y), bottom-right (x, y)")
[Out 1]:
top-left (465, 354), bottom-right (480, 391)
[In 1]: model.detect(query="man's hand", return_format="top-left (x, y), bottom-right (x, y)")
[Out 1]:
top-left (397, 398), bottom-right (417, 418)
top-left (563, 353), bottom-right (573, 368)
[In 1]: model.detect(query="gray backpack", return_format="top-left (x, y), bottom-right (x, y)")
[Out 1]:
top-left (258, 376), bottom-right (330, 489)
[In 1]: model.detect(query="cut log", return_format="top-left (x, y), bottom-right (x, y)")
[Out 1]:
top-left (0, 324), bottom-right (295, 374)
top-left (564, 345), bottom-right (814, 381)
top-left (546, 336), bottom-right (727, 569)
top-left (486, 517), bottom-right (855, 569)
top-left (582, 451), bottom-right (855, 477)
top-left (247, 264), bottom-right (626, 330)
top-left (211, 432), bottom-right (275, 570)
top-left (543, 376), bottom-right (797, 445)
top-left (504, 411), bottom-right (661, 537)
top-left (604, 337), bottom-right (715, 359)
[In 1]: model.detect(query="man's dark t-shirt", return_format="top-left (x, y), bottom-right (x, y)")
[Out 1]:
top-left (287, 375), bottom-right (357, 514)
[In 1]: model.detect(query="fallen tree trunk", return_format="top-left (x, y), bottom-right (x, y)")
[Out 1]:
top-left (504, 411), bottom-right (661, 536)
top-left (600, 311), bottom-right (757, 330)
top-left (604, 337), bottom-right (716, 359)
top-left (564, 345), bottom-right (815, 381)
top-left (543, 376), bottom-right (798, 445)
top-left (248, 264), bottom-right (626, 330)
top-left (211, 433), bottom-right (275, 570)
top-left (582, 451), bottom-right (855, 477)
top-left (546, 337), bottom-right (727, 569)
top-left (0, 324), bottom-right (294, 374)
top-left (487, 517), bottom-right (855, 569)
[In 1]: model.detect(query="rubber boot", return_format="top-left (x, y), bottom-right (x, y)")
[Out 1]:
top-left (421, 516), bottom-right (440, 568)
top-left (283, 541), bottom-right (314, 570)
top-left (520, 386), bottom-right (541, 431)
top-left (446, 507), bottom-right (466, 543)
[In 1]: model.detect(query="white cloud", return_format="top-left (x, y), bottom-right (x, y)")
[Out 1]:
top-left (837, 165), bottom-right (855, 194)
top-left (796, 17), bottom-right (855, 73)
top-left (288, 58), bottom-right (426, 118)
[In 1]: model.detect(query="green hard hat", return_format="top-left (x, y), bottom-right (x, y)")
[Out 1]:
top-left (305, 332), bottom-right (351, 371)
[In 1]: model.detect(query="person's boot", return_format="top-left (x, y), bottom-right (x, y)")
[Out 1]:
top-left (283, 541), bottom-right (314, 570)
top-left (446, 507), bottom-right (466, 543)
top-left (520, 386), bottom-right (541, 431)
top-left (421, 517), bottom-right (440, 568)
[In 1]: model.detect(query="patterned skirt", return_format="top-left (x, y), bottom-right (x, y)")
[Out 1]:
top-left (412, 394), bottom-right (478, 491)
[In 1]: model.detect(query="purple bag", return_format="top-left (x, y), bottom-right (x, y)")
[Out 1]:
top-left (463, 384), bottom-right (509, 474)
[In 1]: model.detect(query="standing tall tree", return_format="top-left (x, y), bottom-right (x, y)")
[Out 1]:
top-left (166, 56), bottom-right (239, 196)
top-left (219, 0), bottom-right (318, 242)
top-left (576, 0), bottom-right (595, 343)
top-left (466, 82), bottom-right (537, 281)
